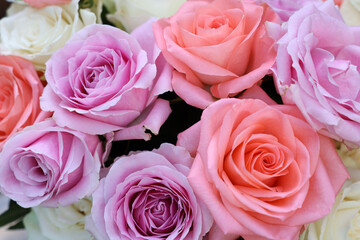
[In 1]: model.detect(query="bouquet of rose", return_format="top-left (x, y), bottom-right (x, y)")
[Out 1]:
top-left (0, 0), bottom-right (359, 239)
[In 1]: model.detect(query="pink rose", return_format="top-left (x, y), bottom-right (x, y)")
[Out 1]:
top-left (41, 20), bottom-right (172, 140)
top-left (0, 55), bottom-right (48, 151)
top-left (153, 0), bottom-right (279, 109)
top-left (257, 0), bottom-right (343, 21)
top-left (0, 119), bottom-right (103, 208)
top-left (87, 143), bottom-right (212, 240)
top-left (257, 0), bottom-right (320, 21)
top-left (179, 98), bottom-right (348, 240)
top-left (269, 1), bottom-right (360, 146)
top-left (23, 0), bottom-right (72, 8)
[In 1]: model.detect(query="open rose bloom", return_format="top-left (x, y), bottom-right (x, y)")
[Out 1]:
top-left (0, 55), bottom-right (47, 150)
top-left (153, 0), bottom-right (279, 108)
top-left (41, 20), bottom-right (172, 139)
top-left (0, 0), bottom-right (95, 70)
top-left (24, 198), bottom-right (93, 240)
top-left (0, 119), bottom-right (103, 208)
top-left (179, 98), bottom-right (348, 240)
top-left (105, 0), bottom-right (186, 32)
top-left (0, 0), bottom-right (357, 239)
top-left (87, 143), bottom-right (212, 240)
top-left (270, 0), bottom-right (360, 146)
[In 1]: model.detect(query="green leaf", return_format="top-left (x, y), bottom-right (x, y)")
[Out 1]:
top-left (0, 201), bottom-right (30, 228)
top-left (8, 220), bottom-right (25, 230)
top-left (79, 0), bottom-right (94, 8)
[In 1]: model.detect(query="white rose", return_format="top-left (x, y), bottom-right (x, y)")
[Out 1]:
top-left (82, 0), bottom-right (103, 23)
top-left (340, 0), bottom-right (360, 26)
top-left (301, 181), bottom-right (360, 240)
top-left (105, 0), bottom-right (186, 32)
top-left (0, 0), bottom-right (96, 70)
top-left (23, 198), bottom-right (94, 240)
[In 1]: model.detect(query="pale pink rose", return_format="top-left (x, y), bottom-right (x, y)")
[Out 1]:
top-left (41, 20), bottom-right (172, 140)
top-left (269, 0), bottom-right (360, 146)
top-left (179, 98), bottom-right (348, 240)
top-left (0, 119), bottom-right (103, 208)
top-left (256, 0), bottom-right (343, 21)
top-left (153, 0), bottom-right (279, 109)
top-left (0, 55), bottom-right (48, 151)
top-left (257, 0), bottom-right (320, 21)
top-left (23, 0), bottom-right (72, 8)
top-left (87, 143), bottom-right (212, 240)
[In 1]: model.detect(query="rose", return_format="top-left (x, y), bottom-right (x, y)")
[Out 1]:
top-left (153, 0), bottom-right (279, 109)
top-left (257, 0), bottom-right (343, 21)
top-left (336, 142), bottom-right (360, 170)
top-left (178, 98), bottom-right (348, 240)
top-left (340, 0), bottom-right (360, 25)
top-left (301, 181), bottom-right (360, 240)
top-left (269, 0), bottom-right (360, 146)
top-left (104, 0), bottom-right (186, 32)
top-left (0, 119), bottom-right (103, 208)
top-left (23, 0), bottom-right (72, 8)
top-left (0, 55), bottom-right (47, 151)
top-left (80, 0), bottom-right (103, 24)
top-left (257, 0), bottom-right (319, 21)
top-left (0, 0), bottom-right (96, 70)
top-left (41, 20), bottom-right (172, 140)
top-left (24, 198), bottom-right (94, 240)
top-left (86, 143), bottom-right (212, 240)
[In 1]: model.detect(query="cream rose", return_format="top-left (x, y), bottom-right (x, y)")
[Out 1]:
top-left (24, 198), bottom-right (94, 240)
top-left (0, 0), bottom-right (96, 70)
top-left (341, 0), bottom-right (360, 25)
top-left (336, 143), bottom-right (360, 171)
top-left (105, 0), bottom-right (186, 32)
top-left (80, 0), bottom-right (103, 23)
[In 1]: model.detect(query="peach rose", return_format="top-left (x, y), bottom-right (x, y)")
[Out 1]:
top-left (178, 98), bottom-right (349, 240)
top-left (153, 0), bottom-right (279, 108)
top-left (0, 55), bottom-right (47, 150)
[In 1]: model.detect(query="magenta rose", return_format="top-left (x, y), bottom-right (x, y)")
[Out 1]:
top-left (269, 1), bottom-right (360, 146)
top-left (0, 119), bottom-right (103, 208)
top-left (41, 20), bottom-right (172, 140)
top-left (178, 98), bottom-right (348, 240)
top-left (87, 143), bottom-right (212, 240)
